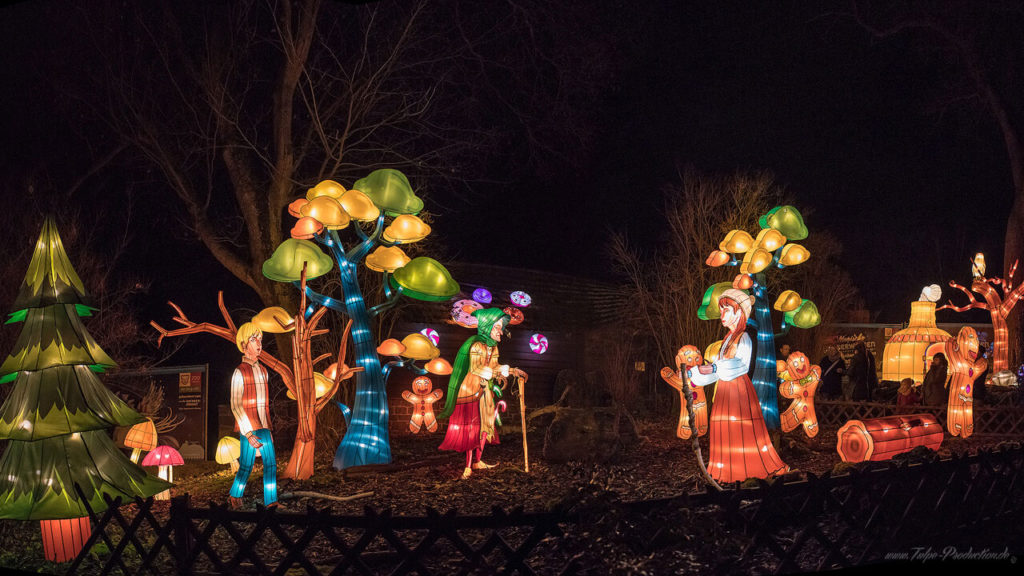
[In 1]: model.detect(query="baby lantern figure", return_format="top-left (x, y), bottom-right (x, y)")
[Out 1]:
top-left (777, 351), bottom-right (821, 438)
top-left (687, 289), bottom-right (788, 483)
top-left (228, 323), bottom-right (278, 509)
top-left (403, 376), bottom-right (443, 433)
top-left (438, 308), bottom-right (528, 479)
top-left (659, 345), bottom-right (709, 439)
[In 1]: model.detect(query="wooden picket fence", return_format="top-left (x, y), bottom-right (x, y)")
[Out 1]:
top-left (815, 400), bottom-right (1024, 437)
top-left (67, 444), bottom-right (1024, 575)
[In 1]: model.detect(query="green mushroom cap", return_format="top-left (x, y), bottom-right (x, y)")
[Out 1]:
top-left (262, 239), bottom-right (334, 282)
top-left (759, 205), bottom-right (808, 241)
top-left (784, 299), bottom-right (821, 329)
top-left (390, 257), bottom-right (459, 302)
top-left (697, 282), bottom-right (735, 320)
top-left (353, 169), bottom-right (424, 217)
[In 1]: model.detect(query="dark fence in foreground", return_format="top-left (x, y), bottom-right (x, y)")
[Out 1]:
top-left (68, 445), bottom-right (1024, 575)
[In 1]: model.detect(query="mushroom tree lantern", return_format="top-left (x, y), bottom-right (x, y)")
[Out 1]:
top-left (699, 205), bottom-right (819, 430)
top-left (0, 218), bottom-right (168, 562)
top-left (141, 446), bottom-right (184, 501)
top-left (264, 169), bottom-right (458, 470)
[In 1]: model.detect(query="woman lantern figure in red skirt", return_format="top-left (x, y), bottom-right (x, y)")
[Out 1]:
top-left (438, 308), bottom-right (528, 479)
top-left (687, 289), bottom-right (788, 483)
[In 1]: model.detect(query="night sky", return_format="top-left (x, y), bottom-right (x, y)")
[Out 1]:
top-left (0, 1), bottom-right (1017, 332)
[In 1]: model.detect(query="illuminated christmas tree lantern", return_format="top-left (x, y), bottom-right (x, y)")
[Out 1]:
top-left (40, 517), bottom-right (91, 564)
top-left (0, 219), bottom-right (168, 562)
top-left (882, 301), bottom-right (952, 384)
top-left (836, 414), bottom-right (943, 463)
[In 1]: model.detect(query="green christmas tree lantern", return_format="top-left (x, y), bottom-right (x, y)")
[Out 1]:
top-left (0, 217), bottom-right (170, 563)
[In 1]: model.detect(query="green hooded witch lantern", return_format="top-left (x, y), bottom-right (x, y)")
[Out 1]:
top-left (438, 308), bottom-right (527, 479)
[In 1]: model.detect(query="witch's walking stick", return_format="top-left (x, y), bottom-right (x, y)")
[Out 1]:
top-left (517, 374), bottom-right (529, 473)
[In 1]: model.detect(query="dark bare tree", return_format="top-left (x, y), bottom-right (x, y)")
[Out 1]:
top-left (848, 0), bottom-right (1024, 361)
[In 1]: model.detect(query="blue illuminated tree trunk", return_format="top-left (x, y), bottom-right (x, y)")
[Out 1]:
top-left (332, 262), bottom-right (391, 468)
top-left (272, 171), bottom-right (461, 470)
top-left (750, 273), bottom-right (781, 430)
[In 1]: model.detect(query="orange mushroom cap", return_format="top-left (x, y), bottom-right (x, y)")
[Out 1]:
top-left (425, 357), bottom-right (453, 375)
top-left (124, 419), bottom-right (158, 451)
top-left (290, 216), bottom-right (325, 240)
top-left (376, 338), bottom-right (406, 356)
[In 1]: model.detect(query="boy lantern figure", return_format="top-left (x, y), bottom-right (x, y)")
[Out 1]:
top-left (403, 376), bottom-right (443, 433)
top-left (228, 323), bottom-right (278, 509)
top-left (438, 308), bottom-right (528, 479)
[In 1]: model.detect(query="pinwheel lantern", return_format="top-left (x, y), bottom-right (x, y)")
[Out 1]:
top-left (420, 328), bottom-right (440, 346)
top-left (529, 333), bottom-right (548, 354)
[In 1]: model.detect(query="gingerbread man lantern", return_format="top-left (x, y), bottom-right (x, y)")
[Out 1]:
top-left (777, 351), bottom-right (821, 438)
top-left (940, 326), bottom-right (986, 438)
top-left (403, 376), bottom-right (444, 433)
top-left (659, 345), bottom-right (709, 439)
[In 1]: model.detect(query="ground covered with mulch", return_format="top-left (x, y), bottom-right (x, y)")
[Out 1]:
top-left (0, 419), bottom-right (1013, 574)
